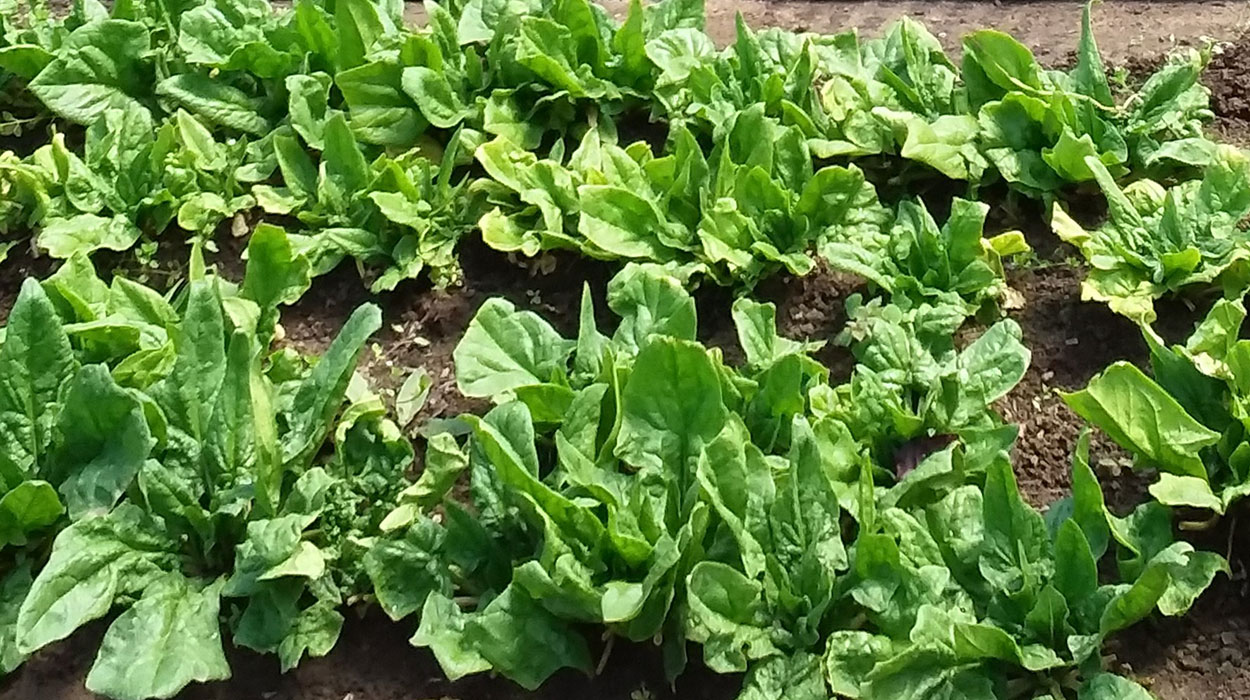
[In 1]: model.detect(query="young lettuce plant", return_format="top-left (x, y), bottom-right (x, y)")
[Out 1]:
top-left (1063, 295), bottom-right (1250, 519)
top-left (367, 264), bottom-right (832, 688)
top-left (2, 230), bottom-right (413, 700)
top-left (0, 106), bottom-right (255, 259)
top-left (969, 4), bottom-right (1214, 197)
top-left (253, 113), bottom-right (485, 291)
top-left (678, 306), bottom-right (1221, 699)
top-left (477, 105), bottom-right (887, 288)
top-left (1050, 147), bottom-right (1250, 324)
top-left (821, 438), bottom-right (1224, 699)
top-left (821, 297), bottom-right (1029, 474)
top-left (821, 197), bottom-right (1029, 320)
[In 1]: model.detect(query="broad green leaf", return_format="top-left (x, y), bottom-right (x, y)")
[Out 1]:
top-left (732, 298), bottom-right (806, 369)
top-left (824, 630), bottom-right (894, 697)
top-left (980, 460), bottom-right (1050, 593)
top-left (242, 224), bottom-right (311, 346)
top-left (364, 517), bottom-right (452, 621)
top-left (85, 576), bottom-right (229, 700)
top-left (402, 66), bottom-right (470, 129)
top-left (29, 20), bottom-right (151, 124)
top-left (1071, 3), bottom-right (1113, 105)
top-left (0, 481), bottom-right (63, 548)
top-left (1149, 473), bottom-right (1223, 512)
top-left (336, 59), bottom-right (426, 146)
top-left (17, 505), bottom-right (177, 653)
top-left (616, 337), bottom-right (727, 475)
top-left (156, 74), bottom-right (271, 135)
top-left (1053, 519), bottom-right (1098, 603)
top-left (607, 263), bottom-right (696, 355)
top-left (410, 592), bottom-right (491, 680)
top-left (0, 279), bottom-right (77, 488)
top-left (454, 298), bottom-right (574, 398)
top-left (276, 600), bottom-right (343, 672)
top-left (738, 652), bottom-right (827, 700)
top-left (684, 561), bottom-right (776, 673)
top-left (286, 73), bottom-right (332, 149)
top-left (53, 365), bottom-right (155, 520)
top-left (38, 214), bottom-right (142, 259)
top-left (578, 185), bottom-right (679, 261)
top-left (1062, 362), bottom-right (1219, 478)
top-left (461, 584), bottom-right (593, 690)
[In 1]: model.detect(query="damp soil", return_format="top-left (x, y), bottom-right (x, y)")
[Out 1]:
top-left (8, 2), bottom-right (1250, 700)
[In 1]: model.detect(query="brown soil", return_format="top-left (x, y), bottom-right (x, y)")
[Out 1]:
top-left (1206, 34), bottom-right (1250, 144)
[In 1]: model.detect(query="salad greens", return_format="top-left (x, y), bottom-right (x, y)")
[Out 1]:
top-left (0, 0), bottom-right (1244, 697)
top-left (1052, 147), bottom-right (1250, 323)
top-left (361, 265), bottom-right (1219, 700)
top-left (1065, 295), bottom-right (1250, 518)
top-left (0, 227), bottom-right (412, 697)
top-left (0, 0), bottom-right (1227, 295)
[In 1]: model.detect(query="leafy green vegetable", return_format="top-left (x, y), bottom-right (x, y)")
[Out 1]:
top-left (1052, 147), bottom-right (1250, 323)
top-left (1064, 295), bottom-right (1250, 516)
top-left (0, 229), bottom-right (408, 696)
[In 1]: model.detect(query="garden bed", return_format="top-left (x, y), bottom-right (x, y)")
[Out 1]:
top-left (4, 0), bottom-right (1250, 699)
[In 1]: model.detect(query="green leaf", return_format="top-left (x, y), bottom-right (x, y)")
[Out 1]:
top-left (824, 630), bottom-right (894, 697)
top-left (410, 592), bottom-right (491, 680)
top-left (38, 214), bottom-right (143, 259)
top-left (320, 112), bottom-right (372, 199)
top-left (402, 66), bottom-right (470, 129)
top-left (0, 279), bottom-right (77, 489)
top-left (1099, 563), bottom-right (1170, 636)
top-left (607, 263), bottom-right (696, 355)
top-left (461, 584), bottom-right (593, 690)
top-left (1053, 518), bottom-right (1098, 603)
top-left (956, 320), bottom-right (1029, 416)
top-left (152, 280), bottom-right (227, 443)
top-left (156, 74), bottom-right (271, 135)
top-left (29, 20), bottom-right (151, 124)
top-left (578, 184), bottom-right (679, 261)
top-left (732, 298), bottom-right (807, 369)
top-left (364, 517), bottom-right (451, 621)
top-left (453, 298), bottom-right (574, 398)
top-left (336, 59), bottom-right (426, 146)
top-left (1078, 673), bottom-right (1153, 700)
top-left (615, 337), bottom-right (727, 475)
top-left (17, 505), bottom-right (177, 653)
top-left (1149, 473), bottom-right (1223, 512)
top-left (282, 304), bottom-right (382, 467)
top-left (0, 481), bottom-right (63, 548)
top-left (335, 0), bottom-right (395, 70)
top-left (1154, 545), bottom-right (1227, 617)
top-left (1062, 362), bottom-right (1220, 478)
top-left (980, 459), bottom-right (1050, 593)
top-left (53, 365), bottom-right (155, 519)
top-left (85, 575), bottom-right (229, 700)
top-left (276, 600), bottom-right (343, 672)
top-left (739, 652), bottom-right (827, 700)
top-left (286, 73), bottom-right (332, 149)
top-left (1071, 3), bottom-right (1113, 105)
top-left (395, 432), bottom-right (468, 514)
top-left (684, 561), bottom-right (776, 673)
top-left (242, 224), bottom-right (311, 346)
top-left (0, 563), bottom-right (33, 675)
top-left (395, 367), bottom-right (433, 427)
